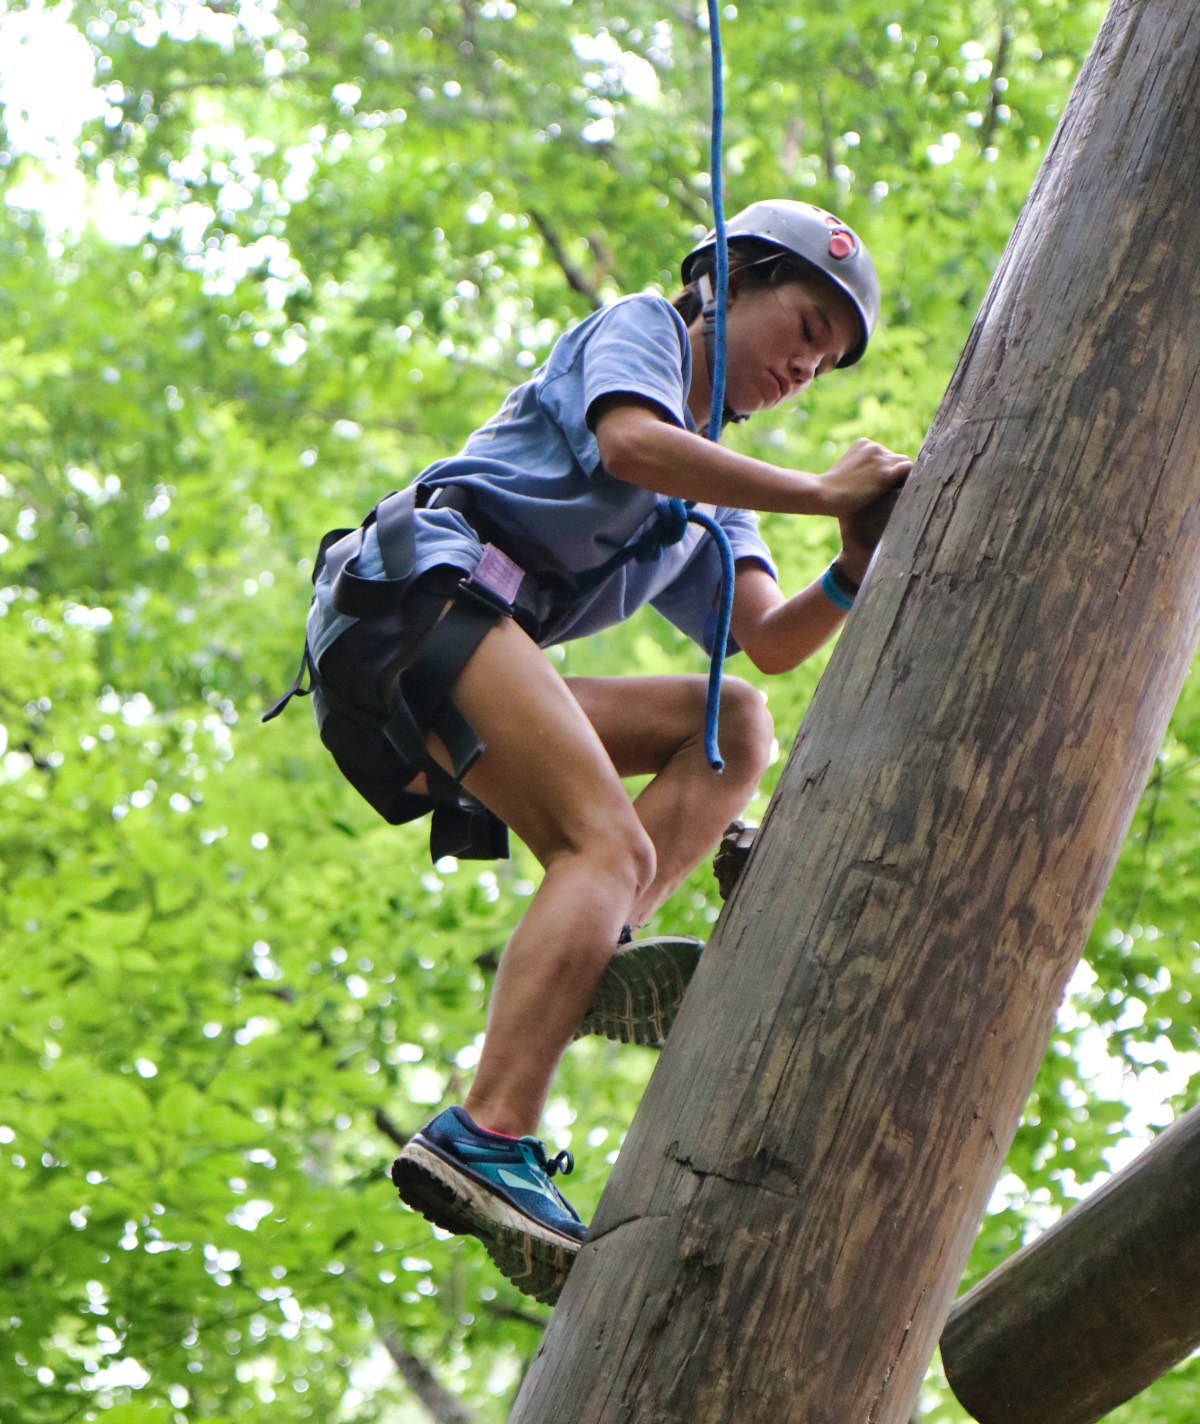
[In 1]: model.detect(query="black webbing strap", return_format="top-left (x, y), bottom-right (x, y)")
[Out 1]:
top-left (261, 490), bottom-right (420, 722)
top-left (430, 798), bottom-right (509, 862)
top-left (571, 499), bottom-right (690, 599)
top-left (382, 591), bottom-right (499, 784)
top-left (261, 643), bottom-right (313, 723)
top-left (374, 574), bottom-right (516, 862)
top-left (261, 523), bottom-right (355, 722)
top-left (428, 480), bottom-right (693, 608)
top-left (702, 298), bottom-right (748, 429)
top-left (327, 487), bottom-right (417, 619)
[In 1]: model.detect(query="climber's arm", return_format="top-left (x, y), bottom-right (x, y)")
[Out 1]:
top-left (731, 562), bottom-right (850, 675)
top-left (593, 399), bottom-right (909, 515)
top-left (731, 491), bottom-right (893, 674)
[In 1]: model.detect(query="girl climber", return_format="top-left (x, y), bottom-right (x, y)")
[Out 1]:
top-left (266, 198), bottom-right (911, 1303)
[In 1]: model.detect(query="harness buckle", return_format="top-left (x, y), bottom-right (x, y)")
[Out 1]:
top-left (459, 542), bottom-right (524, 617)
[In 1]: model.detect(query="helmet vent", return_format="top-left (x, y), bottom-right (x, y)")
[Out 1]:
top-left (828, 230), bottom-right (857, 260)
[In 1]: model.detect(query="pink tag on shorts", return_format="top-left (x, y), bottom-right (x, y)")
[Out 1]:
top-left (473, 543), bottom-right (525, 605)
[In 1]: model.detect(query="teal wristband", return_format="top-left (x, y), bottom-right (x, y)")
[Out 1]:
top-left (821, 562), bottom-right (858, 612)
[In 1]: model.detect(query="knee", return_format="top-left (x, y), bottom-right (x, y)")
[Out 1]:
top-left (588, 810), bottom-right (657, 902)
top-left (617, 815), bottom-right (658, 899)
top-left (718, 677), bottom-right (775, 784)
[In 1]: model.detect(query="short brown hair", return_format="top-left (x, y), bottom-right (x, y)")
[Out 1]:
top-left (671, 238), bottom-right (827, 324)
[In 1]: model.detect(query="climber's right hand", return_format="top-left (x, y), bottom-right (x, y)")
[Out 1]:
top-left (819, 438), bottom-right (911, 515)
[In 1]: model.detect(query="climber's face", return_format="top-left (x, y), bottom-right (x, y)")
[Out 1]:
top-left (720, 276), bottom-right (862, 415)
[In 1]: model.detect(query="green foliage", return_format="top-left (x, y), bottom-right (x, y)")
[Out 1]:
top-left (3, 1), bottom-right (1197, 1421)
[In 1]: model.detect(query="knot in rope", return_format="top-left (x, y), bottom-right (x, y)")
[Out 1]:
top-left (657, 497), bottom-right (691, 549)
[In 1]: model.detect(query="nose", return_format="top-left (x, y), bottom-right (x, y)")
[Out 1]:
top-left (789, 352), bottom-right (819, 388)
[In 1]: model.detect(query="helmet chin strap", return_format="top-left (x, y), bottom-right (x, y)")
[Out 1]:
top-left (697, 273), bottom-right (749, 428)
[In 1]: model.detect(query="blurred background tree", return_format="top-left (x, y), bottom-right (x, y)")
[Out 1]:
top-left (1, 1), bottom-right (1195, 1420)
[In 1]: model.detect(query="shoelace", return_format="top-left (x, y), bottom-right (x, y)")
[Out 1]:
top-left (546, 1148), bottom-right (573, 1179)
top-left (521, 1138), bottom-right (574, 1180)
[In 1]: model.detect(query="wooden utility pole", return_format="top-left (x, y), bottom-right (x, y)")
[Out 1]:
top-left (508, 1), bottom-right (1200, 1421)
top-left (941, 1103), bottom-right (1200, 1424)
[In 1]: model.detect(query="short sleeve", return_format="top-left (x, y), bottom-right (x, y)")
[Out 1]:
top-left (580, 295), bottom-right (692, 430)
top-left (536, 295), bottom-right (692, 475)
top-left (651, 507), bottom-right (779, 654)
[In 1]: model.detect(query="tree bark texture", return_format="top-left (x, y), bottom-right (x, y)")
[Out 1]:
top-left (508, 2), bottom-right (1200, 1422)
top-left (941, 1104), bottom-right (1200, 1424)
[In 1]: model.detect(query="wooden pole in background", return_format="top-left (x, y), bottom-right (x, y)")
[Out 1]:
top-left (510, 1), bottom-right (1200, 1420)
top-left (941, 1104), bottom-right (1200, 1424)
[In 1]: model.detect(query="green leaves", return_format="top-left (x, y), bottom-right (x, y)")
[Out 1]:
top-left (3, 1), bottom-right (1197, 1420)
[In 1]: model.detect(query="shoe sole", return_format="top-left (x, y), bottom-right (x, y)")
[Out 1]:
top-left (391, 1141), bottom-right (581, 1305)
top-left (576, 936), bottom-right (703, 1048)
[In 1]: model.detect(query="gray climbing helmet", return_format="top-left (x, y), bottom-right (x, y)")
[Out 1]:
top-left (681, 199), bottom-right (881, 367)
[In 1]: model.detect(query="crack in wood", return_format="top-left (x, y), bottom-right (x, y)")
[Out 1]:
top-left (669, 1149), bottom-right (798, 1204)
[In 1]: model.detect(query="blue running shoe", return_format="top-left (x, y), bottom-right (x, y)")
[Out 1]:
top-left (391, 1106), bottom-right (585, 1304)
top-left (576, 934), bottom-right (703, 1048)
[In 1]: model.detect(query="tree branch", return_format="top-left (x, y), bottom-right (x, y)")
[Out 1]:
top-left (981, 8), bottom-right (1014, 153)
top-left (655, 3), bottom-right (702, 35)
top-left (815, 88), bottom-right (838, 182)
top-left (642, 173), bottom-right (711, 229)
top-left (527, 208), bottom-right (604, 309)
top-left (838, 38), bottom-right (878, 91)
top-left (780, 116), bottom-right (805, 177)
top-left (380, 1331), bottom-right (484, 1424)
top-left (483, 1300), bottom-right (546, 1329)
top-left (374, 1107), bottom-right (411, 1148)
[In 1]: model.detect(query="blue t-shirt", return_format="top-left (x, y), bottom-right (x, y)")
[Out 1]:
top-left (308, 292), bottom-right (777, 662)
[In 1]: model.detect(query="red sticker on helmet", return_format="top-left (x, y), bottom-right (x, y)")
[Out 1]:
top-left (828, 230), bottom-right (856, 259)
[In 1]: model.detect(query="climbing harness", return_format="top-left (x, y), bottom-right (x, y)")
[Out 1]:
top-left (262, 487), bottom-right (517, 861)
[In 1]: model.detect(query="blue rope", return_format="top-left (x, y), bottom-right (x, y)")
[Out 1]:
top-left (677, 0), bottom-right (734, 772)
top-left (589, 3), bottom-right (732, 768)
top-left (703, 0), bottom-right (730, 446)
top-left (686, 504), bottom-right (735, 756)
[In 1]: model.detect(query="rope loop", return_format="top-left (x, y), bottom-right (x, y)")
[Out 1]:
top-left (686, 505), bottom-right (735, 772)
